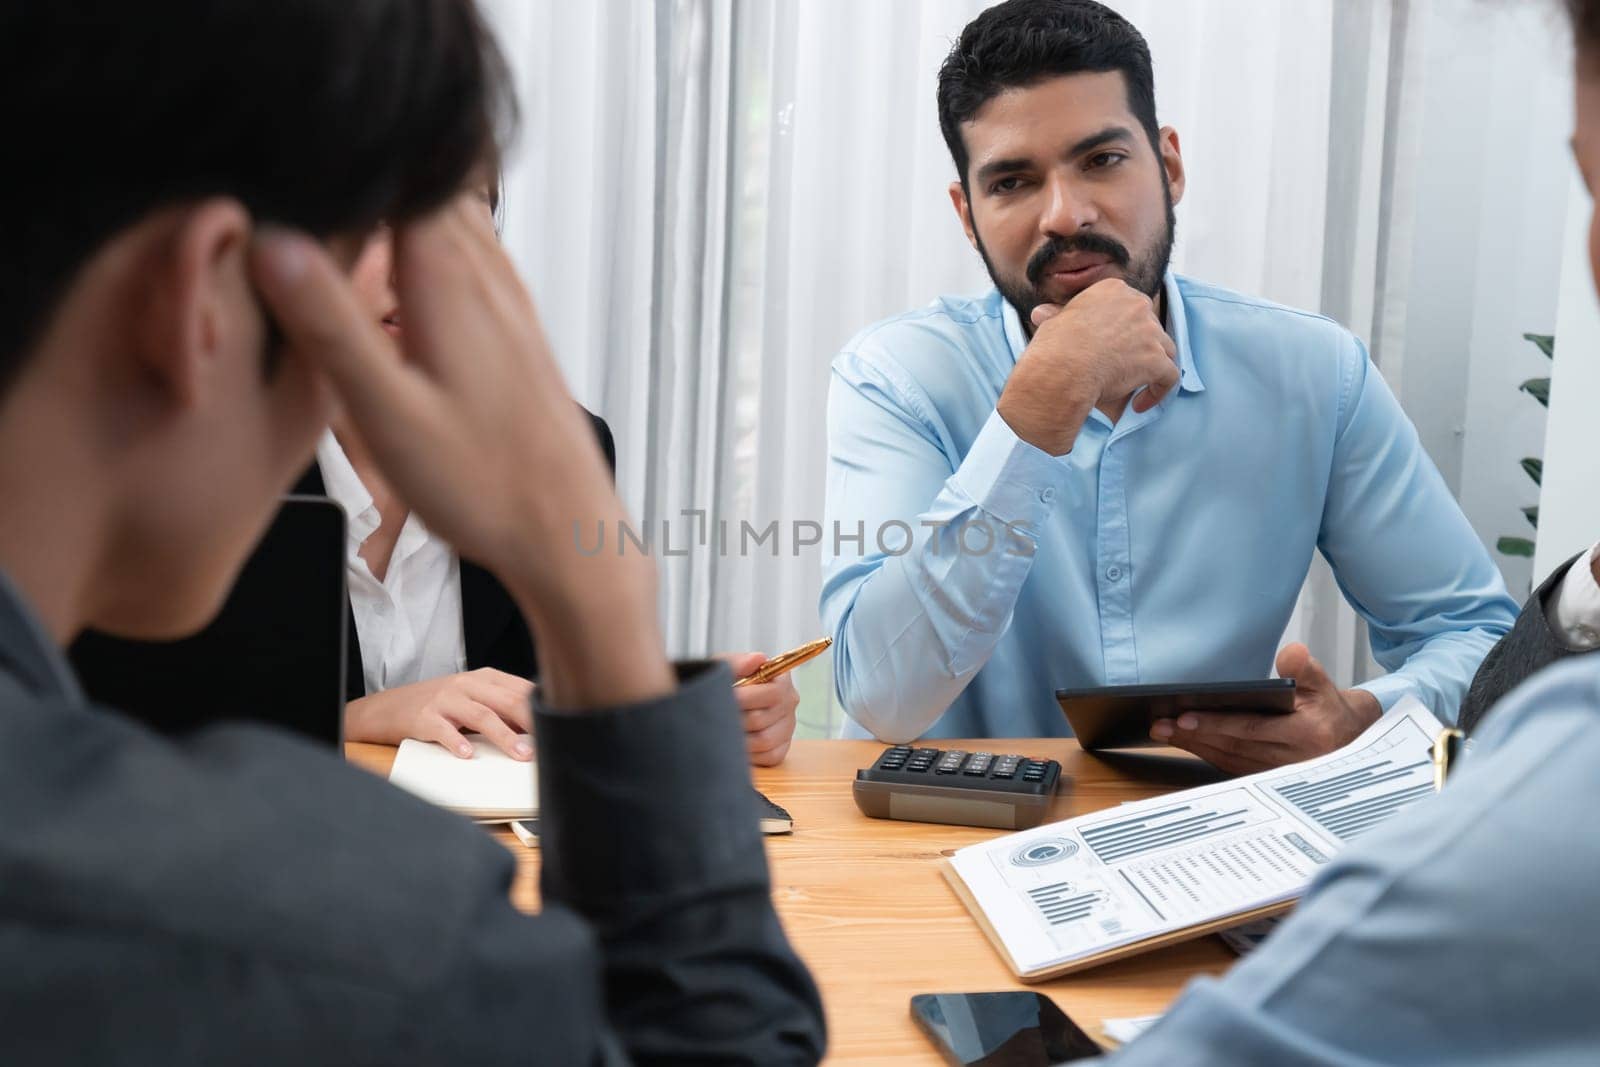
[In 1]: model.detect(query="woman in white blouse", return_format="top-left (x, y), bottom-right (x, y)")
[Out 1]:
top-left (332, 186), bottom-right (800, 764)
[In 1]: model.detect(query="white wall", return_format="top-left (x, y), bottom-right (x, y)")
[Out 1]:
top-left (1536, 173), bottom-right (1600, 583)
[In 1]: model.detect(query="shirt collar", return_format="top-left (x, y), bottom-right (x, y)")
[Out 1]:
top-left (315, 430), bottom-right (380, 544)
top-left (998, 270), bottom-right (1206, 397)
top-left (315, 430), bottom-right (443, 569)
top-left (0, 566), bottom-right (86, 704)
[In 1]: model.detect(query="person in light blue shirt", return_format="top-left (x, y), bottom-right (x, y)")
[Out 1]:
top-left (1110, 656), bottom-right (1600, 1065)
top-left (820, 0), bottom-right (1516, 771)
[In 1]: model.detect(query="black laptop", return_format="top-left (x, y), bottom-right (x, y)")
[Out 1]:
top-left (70, 496), bottom-right (348, 747)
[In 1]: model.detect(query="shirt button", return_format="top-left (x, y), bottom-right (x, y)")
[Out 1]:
top-left (1106, 566), bottom-right (1123, 581)
top-left (1040, 487), bottom-right (1056, 503)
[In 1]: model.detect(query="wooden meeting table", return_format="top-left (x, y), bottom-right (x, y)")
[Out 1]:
top-left (347, 737), bottom-right (1239, 1064)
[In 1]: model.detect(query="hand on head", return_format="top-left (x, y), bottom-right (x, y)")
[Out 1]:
top-left (249, 196), bottom-right (672, 710)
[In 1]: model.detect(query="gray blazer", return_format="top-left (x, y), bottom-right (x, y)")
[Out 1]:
top-left (0, 571), bottom-right (824, 1065)
top-left (1458, 552), bottom-right (1599, 734)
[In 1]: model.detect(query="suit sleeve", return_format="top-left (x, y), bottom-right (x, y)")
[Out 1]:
top-left (1458, 554), bottom-right (1586, 734)
top-left (530, 660), bottom-right (825, 1064)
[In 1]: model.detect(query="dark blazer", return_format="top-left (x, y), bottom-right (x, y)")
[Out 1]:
top-left (1459, 552), bottom-right (1599, 734)
top-left (0, 573), bottom-right (825, 1063)
top-left (301, 412), bottom-right (615, 700)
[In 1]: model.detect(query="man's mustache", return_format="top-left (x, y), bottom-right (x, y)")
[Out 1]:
top-left (1026, 233), bottom-right (1131, 288)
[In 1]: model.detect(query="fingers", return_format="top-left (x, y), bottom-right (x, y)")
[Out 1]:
top-left (465, 669), bottom-right (535, 730)
top-left (474, 667), bottom-right (536, 700)
top-left (745, 712), bottom-right (797, 764)
top-left (1131, 359), bottom-right (1182, 413)
top-left (740, 676), bottom-right (797, 765)
top-left (1161, 710), bottom-right (1290, 745)
top-left (391, 196), bottom-right (547, 387)
top-left (1030, 303), bottom-right (1064, 328)
top-left (419, 714), bottom-right (476, 759)
top-left (1151, 716), bottom-right (1284, 769)
top-left (735, 683), bottom-right (792, 728)
top-left (249, 227), bottom-right (432, 436)
top-left (1276, 643), bottom-right (1326, 689)
top-left (388, 198), bottom-right (494, 375)
top-left (1165, 735), bottom-right (1276, 776)
top-left (718, 650), bottom-right (768, 681)
top-left (467, 668), bottom-right (534, 710)
top-left (451, 700), bottom-right (534, 760)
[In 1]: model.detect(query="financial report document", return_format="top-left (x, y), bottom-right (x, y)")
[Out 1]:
top-left (947, 698), bottom-right (1443, 976)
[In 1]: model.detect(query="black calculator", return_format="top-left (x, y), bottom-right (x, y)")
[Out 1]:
top-left (852, 746), bottom-right (1063, 830)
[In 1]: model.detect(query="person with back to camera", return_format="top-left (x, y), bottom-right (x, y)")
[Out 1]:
top-left (0, 1), bottom-right (824, 1062)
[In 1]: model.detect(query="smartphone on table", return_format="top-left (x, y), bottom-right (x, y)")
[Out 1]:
top-left (911, 992), bottom-right (1102, 1065)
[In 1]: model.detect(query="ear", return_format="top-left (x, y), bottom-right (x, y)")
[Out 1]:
top-left (137, 199), bottom-right (253, 408)
top-left (1158, 126), bottom-right (1186, 207)
top-left (948, 180), bottom-right (980, 253)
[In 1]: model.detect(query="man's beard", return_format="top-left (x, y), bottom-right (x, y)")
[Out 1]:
top-left (974, 182), bottom-right (1177, 325)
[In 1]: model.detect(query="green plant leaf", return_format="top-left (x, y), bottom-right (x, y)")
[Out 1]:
top-left (1523, 332), bottom-right (1555, 359)
top-left (1519, 377), bottom-right (1550, 407)
top-left (1523, 505), bottom-right (1539, 529)
top-left (1521, 457), bottom-right (1543, 485)
top-left (1498, 536), bottom-right (1536, 558)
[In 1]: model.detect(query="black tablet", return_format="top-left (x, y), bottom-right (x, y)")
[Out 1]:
top-left (1056, 679), bottom-right (1296, 751)
top-left (70, 495), bottom-right (348, 748)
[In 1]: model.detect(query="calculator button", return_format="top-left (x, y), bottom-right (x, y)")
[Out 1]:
top-left (935, 750), bottom-right (968, 774)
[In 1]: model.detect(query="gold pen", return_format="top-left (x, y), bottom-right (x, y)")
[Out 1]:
top-left (733, 637), bottom-right (833, 687)
top-left (1431, 727), bottom-right (1465, 792)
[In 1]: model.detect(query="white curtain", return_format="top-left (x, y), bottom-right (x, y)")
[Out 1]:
top-left (478, 0), bottom-right (1573, 735)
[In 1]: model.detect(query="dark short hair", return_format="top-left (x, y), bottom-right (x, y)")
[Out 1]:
top-left (1573, 0), bottom-right (1600, 46)
top-left (937, 0), bottom-right (1159, 188)
top-left (0, 0), bottom-right (514, 393)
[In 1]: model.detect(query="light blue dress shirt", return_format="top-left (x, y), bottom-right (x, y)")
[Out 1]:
top-left (821, 274), bottom-right (1516, 742)
top-left (1111, 656), bottom-right (1600, 1065)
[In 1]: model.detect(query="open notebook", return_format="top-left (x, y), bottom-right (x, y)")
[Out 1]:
top-left (388, 737), bottom-right (796, 834)
top-left (389, 737), bottom-right (537, 822)
top-left (944, 698), bottom-right (1444, 980)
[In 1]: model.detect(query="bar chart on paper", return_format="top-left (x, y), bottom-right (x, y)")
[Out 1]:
top-left (1071, 788), bottom-right (1322, 925)
top-left (945, 699), bottom-right (1446, 979)
top-left (1264, 716), bottom-right (1437, 842)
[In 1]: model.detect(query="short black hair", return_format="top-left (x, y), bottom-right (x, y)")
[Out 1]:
top-left (0, 0), bottom-right (514, 393)
top-left (937, 0), bottom-right (1159, 188)
top-left (1573, 0), bottom-right (1600, 47)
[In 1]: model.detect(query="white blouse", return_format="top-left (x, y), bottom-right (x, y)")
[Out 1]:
top-left (316, 431), bottom-right (466, 695)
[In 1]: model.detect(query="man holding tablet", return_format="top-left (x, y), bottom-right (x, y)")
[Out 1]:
top-left (820, 0), bottom-right (1516, 771)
